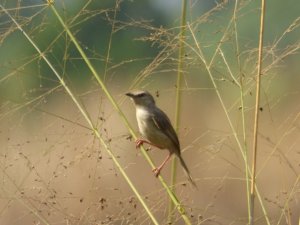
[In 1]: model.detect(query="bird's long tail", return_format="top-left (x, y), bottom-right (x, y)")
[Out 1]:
top-left (178, 155), bottom-right (198, 188)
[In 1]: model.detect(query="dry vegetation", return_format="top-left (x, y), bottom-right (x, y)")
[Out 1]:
top-left (0, 0), bottom-right (299, 224)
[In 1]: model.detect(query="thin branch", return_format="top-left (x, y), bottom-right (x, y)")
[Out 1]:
top-left (250, 0), bottom-right (266, 224)
top-left (168, 0), bottom-right (188, 223)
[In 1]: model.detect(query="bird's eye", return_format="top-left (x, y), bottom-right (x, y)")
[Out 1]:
top-left (137, 93), bottom-right (145, 97)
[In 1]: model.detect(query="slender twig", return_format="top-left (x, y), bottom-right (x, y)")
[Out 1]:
top-left (49, 4), bottom-right (192, 224)
top-left (0, 164), bottom-right (51, 225)
top-left (250, 0), bottom-right (266, 224)
top-left (0, 4), bottom-right (160, 225)
top-left (168, 0), bottom-right (188, 223)
top-left (103, 0), bottom-right (119, 82)
top-left (187, 23), bottom-right (245, 161)
top-left (187, 17), bottom-right (270, 224)
top-left (233, 0), bottom-right (251, 222)
top-left (275, 175), bottom-right (300, 225)
top-left (258, 112), bottom-right (300, 177)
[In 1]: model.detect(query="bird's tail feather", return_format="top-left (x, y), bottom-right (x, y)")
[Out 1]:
top-left (178, 155), bottom-right (198, 189)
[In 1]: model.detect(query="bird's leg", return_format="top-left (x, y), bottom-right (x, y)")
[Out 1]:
top-left (152, 153), bottom-right (172, 177)
top-left (135, 139), bottom-right (162, 149)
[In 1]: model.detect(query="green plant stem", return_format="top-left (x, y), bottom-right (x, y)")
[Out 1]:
top-left (0, 4), bottom-right (159, 225)
top-left (250, 0), bottom-right (266, 224)
top-left (187, 21), bottom-right (270, 225)
top-left (168, 0), bottom-right (188, 223)
top-left (233, 0), bottom-right (251, 222)
top-left (49, 4), bottom-right (192, 224)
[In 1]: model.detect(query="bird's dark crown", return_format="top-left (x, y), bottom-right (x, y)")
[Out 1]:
top-left (126, 90), bottom-right (156, 107)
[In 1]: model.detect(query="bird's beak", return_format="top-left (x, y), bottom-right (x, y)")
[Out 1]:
top-left (125, 92), bottom-right (134, 98)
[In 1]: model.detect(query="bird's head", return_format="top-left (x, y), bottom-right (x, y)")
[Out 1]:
top-left (126, 90), bottom-right (156, 107)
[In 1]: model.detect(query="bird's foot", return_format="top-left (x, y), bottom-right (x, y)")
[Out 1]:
top-left (135, 139), bottom-right (145, 149)
top-left (152, 167), bottom-right (161, 177)
top-left (135, 139), bottom-right (163, 150)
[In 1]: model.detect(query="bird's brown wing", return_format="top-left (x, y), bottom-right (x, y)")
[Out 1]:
top-left (151, 108), bottom-right (180, 154)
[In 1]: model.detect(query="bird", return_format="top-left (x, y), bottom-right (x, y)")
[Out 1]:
top-left (126, 90), bottom-right (197, 187)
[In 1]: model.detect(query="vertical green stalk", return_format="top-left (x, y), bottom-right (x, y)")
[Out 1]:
top-left (240, 55), bottom-right (251, 225)
top-left (188, 10), bottom-right (270, 223)
top-left (48, 3), bottom-right (192, 224)
top-left (250, 0), bottom-right (266, 224)
top-left (168, 0), bottom-right (188, 223)
top-left (240, 63), bottom-right (252, 224)
top-left (233, 0), bottom-right (251, 222)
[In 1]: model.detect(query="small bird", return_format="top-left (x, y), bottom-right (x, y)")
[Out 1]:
top-left (126, 90), bottom-right (196, 187)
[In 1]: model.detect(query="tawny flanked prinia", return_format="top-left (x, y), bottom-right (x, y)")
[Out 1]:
top-left (126, 90), bottom-right (196, 187)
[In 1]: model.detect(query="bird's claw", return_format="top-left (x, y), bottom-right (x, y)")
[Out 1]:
top-left (152, 168), bottom-right (161, 177)
top-left (135, 139), bottom-right (144, 149)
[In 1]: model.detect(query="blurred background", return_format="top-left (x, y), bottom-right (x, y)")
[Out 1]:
top-left (0, 0), bottom-right (299, 224)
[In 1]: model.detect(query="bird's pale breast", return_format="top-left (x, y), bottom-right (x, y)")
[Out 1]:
top-left (136, 107), bottom-right (172, 149)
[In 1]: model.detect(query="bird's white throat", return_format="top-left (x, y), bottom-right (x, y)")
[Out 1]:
top-left (135, 106), bottom-right (152, 135)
